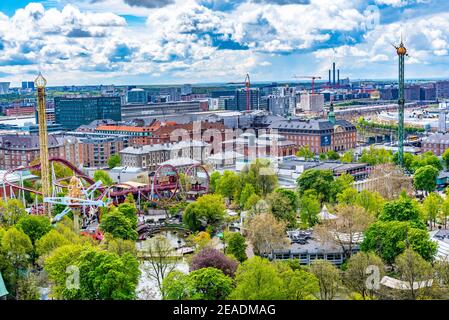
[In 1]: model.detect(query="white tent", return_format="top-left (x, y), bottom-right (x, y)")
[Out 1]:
top-left (318, 205), bottom-right (337, 221)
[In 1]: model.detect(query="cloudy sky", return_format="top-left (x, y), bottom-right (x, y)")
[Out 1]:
top-left (1, 0), bottom-right (449, 86)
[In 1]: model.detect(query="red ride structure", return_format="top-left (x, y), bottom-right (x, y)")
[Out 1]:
top-left (2, 158), bottom-right (210, 209)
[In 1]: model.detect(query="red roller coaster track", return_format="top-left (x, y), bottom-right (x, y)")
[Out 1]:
top-left (3, 158), bottom-right (210, 204)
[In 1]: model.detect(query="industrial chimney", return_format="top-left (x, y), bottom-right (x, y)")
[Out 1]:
top-left (333, 62), bottom-right (336, 86)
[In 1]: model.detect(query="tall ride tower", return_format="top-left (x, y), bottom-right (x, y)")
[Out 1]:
top-left (35, 73), bottom-right (51, 216)
top-left (394, 40), bottom-right (407, 168)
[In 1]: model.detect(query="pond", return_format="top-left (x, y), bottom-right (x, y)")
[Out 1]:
top-left (136, 230), bottom-right (191, 300)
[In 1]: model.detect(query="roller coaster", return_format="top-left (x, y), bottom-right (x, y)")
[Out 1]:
top-left (2, 157), bottom-right (210, 218)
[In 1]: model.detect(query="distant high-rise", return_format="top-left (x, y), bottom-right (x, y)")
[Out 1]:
top-left (181, 84), bottom-right (192, 96)
top-left (22, 81), bottom-right (35, 90)
top-left (0, 82), bottom-right (10, 95)
top-left (54, 96), bottom-right (122, 130)
top-left (299, 93), bottom-right (324, 113)
top-left (235, 88), bottom-right (259, 111)
top-left (127, 88), bottom-right (148, 104)
top-left (436, 80), bottom-right (449, 100)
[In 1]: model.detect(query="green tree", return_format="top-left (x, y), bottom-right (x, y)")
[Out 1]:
top-left (182, 194), bottom-right (226, 232)
top-left (45, 245), bottom-right (140, 300)
top-left (241, 159), bottom-right (278, 196)
top-left (239, 183), bottom-right (256, 208)
top-left (395, 248), bottom-right (433, 300)
top-left (230, 257), bottom-right (284, 300)
top-left (188, 267), bottom-right (233, 300)
top-left (310, 260), bottom-right (342, 300)
top-left (359, 146), bottom-right (393, 166)
top-left (443, 148), bottom-right (449, 169)
top-left (331, 174), bottom-right (355, 201)
top-left (422, 192), bottom-right (442, 230)
top-left (297, 169), bottom-right (334, 202)
top-left (0, 227), bottom-right (33, 298)
top-left (280, 268), bottom-right (319, 300)
top-left (296, 145), bottom-right (315, 160)
top-left (215, 170), bottom-right (240, 200)
top-left (183, 203), bottom-right (204, 231)
top-left (411, 151), bottom-right (442, 173)
top-left (300, 191), bottom-right (321, 227)
top-left (209, 171), bottom-right (221, 193)
top-left (355, 190), bottom-right (385, 217)
top-left (101, 235), bottom-right (137, 257)
top-left (42, 244), bottom-right (85, 299)
top-left (337, 188), bottom-right (358, 205)
top-left (361, 221), bottom-right (437, 263)
top-left (161, 271), bottom-right (190, 300)
top-left (16, 215), bottom-right (52, 245)
top-left (393, 152), bottom-right (416, 173)
top-left (100, 209), bottom-right (138, 241)
top-left (413, 165), bottom-right (439, 195)
top-left (225, 232), bottom-right (247, 262)
top-left (341, 151), bottom-right (355, 163)
top-left (440, 193), bottom-right (449, 229)
top-left (243, 193), bottom-right (262, 212)
top-left (1, 227), bottom-right (33, 269)
top-left (117, 203), bottom-right (138, 229)
top-left (379, 195), bottom-right (425, 229)
top-left (107, 154), bottom-right (121, 169)
top-left (326, 150), bottom-right (340, 160)
top-left (267, 189), bottom-right (298, 227)
top-left (0, 199), bottom-right (27, 227)
top-left (344, 252), bottom-right (385, 299)
top-left (246, 213), bottom-right (287, 256)
top-left (36, 229), bottom-right (71, 258)
top-left (93, 170), bottom-right (114, 186)
top-left (16, 272), bottom-right (40, 300)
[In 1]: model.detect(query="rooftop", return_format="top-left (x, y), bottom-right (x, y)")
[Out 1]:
top-left (269, 118), bottom-right (356, 131)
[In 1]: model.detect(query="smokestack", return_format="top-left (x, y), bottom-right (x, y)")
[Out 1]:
top-left (328, 70), bottom-right (331, 85)
top-left (333, 62), bottom-right (336, 86)
top-left (338, 70), bottom-right (340, 86)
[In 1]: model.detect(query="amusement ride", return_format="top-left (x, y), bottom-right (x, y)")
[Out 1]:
top-left (1, 73), bottom-right (211, 237)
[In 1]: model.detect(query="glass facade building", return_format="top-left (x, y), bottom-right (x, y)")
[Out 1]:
top-left (54, 96), bottom-right (121, 130)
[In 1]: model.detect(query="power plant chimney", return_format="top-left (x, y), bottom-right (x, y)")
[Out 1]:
top-left (337, 69), bottom-right (340, 86)
top-left (328, 70), bottom-right (331, 85)
top-left (333, 62), bottom-right (336, 86)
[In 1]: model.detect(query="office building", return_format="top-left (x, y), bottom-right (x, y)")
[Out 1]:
top-left (54, 96), bottom-right (122, 130)
top-left (0, 135), bottom-right (64, 169)
top-left (268, 96), bottom-right (296, 116)
top-left (299, 93), bottom-right (324, 113)
top-left (127, 88), bottom-right (148, 104)
top-left (121, 101), bottom-right (207, 121)
top-left (269, 118), bottom-right (357, 154)
top-left (79, 136), bottom-right (124, 168)
top-left (160, 87), bottom-right (181, 102)
top-left (235, 88), bottom-right (260, 111)
top-left (181, 84), bottom-right (192, 96)
top-left (420, 85), bottom-right (436, 101)
top-left (21, 82), bottom-right (35, 91)
top-left (437, 81), bottom-right (449, 100)
top-left (405, 85), bottom-right (421, 101)
top-left (120, 140), bottom-right (209, 171)
top-left (422, 132), bottom-right (449, 156)
top-left (0, 82), bottom-right (10, 95)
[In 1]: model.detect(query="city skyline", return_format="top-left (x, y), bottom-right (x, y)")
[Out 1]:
top-left (1, 0), bottom-right (449, 86)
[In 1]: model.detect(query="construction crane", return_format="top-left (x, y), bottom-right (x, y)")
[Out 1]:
top-left (227, 73), bottom-right (251, 111)
top-left (293, 76), bottom-right (322, 94)
top-left (35, 72), bottom-right (51, 217)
